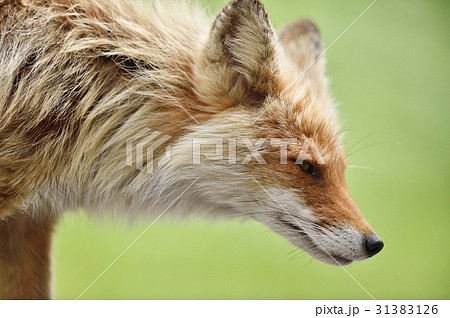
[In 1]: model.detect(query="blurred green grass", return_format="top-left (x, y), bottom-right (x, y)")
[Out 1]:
top-left (53, 0), bottom-right (450, 299)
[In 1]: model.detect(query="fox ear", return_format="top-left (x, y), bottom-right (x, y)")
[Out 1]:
top-left (278, 19), bottom-right (326, 84)
top-left (194, 0), bottom-right (278, 109)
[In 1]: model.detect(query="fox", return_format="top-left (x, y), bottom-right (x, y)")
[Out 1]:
top-left (0, 0), bottom-right (384, 299)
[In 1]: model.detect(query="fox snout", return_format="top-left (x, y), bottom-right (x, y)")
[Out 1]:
top-left (299, 183), bottom-right (384, 265)
top-left (245, 147), bottom-right (383, 266)
top-left (299, 200), bottom-right (384, 265)
top-left (281, 214), bottom-right (384, 266)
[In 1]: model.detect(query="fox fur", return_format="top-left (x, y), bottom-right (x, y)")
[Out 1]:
top-left (0, 0), bottom-right (382, 299)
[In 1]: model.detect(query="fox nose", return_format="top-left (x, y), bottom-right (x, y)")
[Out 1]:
top-left (365, 234), bottom-right (384, 257)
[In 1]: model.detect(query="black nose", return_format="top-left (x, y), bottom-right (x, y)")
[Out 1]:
top-left (365, 234), bottom-right (384, 257)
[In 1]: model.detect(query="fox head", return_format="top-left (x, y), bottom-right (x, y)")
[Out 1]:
top-left (163, 0), bottom-right (383, 265)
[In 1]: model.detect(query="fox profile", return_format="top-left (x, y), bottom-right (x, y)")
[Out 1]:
top-left (0, 0), bottom-right (383, 299)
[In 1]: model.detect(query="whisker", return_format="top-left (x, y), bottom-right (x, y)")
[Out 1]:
top-left (346, 128), bottom-right (393, 154)
top-left (348, 141), bottom-right (394, 158)
top-left (322, 142), bottom-right (348, 157)
top-left (347, 165), bottom-right (377, 172)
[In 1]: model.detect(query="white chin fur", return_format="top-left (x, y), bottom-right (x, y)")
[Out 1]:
top-left (251, 187), bottom-right (367, 266)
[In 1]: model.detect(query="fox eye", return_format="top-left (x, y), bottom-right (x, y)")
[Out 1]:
top-left (296, 161), bottom-right (324, 181)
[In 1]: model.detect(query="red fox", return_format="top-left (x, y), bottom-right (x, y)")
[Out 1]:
top-left (0, 0), bottom-right (383, 299)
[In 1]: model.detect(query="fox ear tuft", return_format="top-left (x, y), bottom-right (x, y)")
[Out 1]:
top-left (278, 19), bottom-right (326, 83)
top-left (194, 0), bottom-right (278, 109)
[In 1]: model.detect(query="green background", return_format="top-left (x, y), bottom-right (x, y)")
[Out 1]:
top-left (53, 0), bottom-right (450, 299)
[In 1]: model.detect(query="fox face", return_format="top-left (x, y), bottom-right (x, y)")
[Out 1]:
top-left (168, 0), bottom-right (383, 265)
